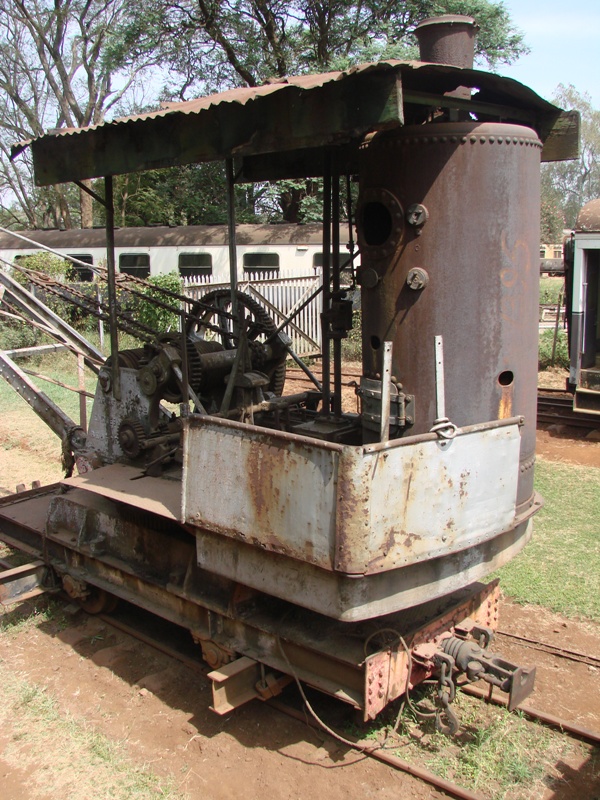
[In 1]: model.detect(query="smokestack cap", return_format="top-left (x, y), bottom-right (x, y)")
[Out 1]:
top-left (414, 15), bottom-right (479, 69)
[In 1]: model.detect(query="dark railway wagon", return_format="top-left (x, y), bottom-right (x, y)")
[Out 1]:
top-left (564, 198), bottom-right (600, 415)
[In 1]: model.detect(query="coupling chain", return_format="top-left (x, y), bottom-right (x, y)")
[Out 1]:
top-left (434, 652), bottom-right (460, 736)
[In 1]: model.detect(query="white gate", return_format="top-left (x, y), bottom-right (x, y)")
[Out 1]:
top-left (184, 271), bottom-right (322, 357)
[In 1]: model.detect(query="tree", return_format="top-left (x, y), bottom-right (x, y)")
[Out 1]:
top-left (106, 0), bottom-right (527, 224)
top-left (112, 0), bottom-right (528, 101)
top-left (92, 163), bottom-right (271, 226)
top-left (0, 0), bottom-right (156, 229)
top-left (542, 85), bottom-right (600, 230)
top-left (1, 0), bottom-right (528, 229)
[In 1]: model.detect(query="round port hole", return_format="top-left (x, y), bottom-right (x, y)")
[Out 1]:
top-left (362, 202), bottom-right (393, 246)
top-left (498, 370), bottom-right (514, 386)
top-left (371, 335), bottom-right (381, 350)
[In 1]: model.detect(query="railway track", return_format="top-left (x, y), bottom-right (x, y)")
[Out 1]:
top-left (90, 600), bottom-right (600, 800)
top-left (537, 388), bottom-right (599, 430)
top-left (0, 557), bottom-right (597, 800)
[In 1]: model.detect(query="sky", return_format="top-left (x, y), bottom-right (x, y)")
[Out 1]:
top-left (496, 0), bottom-right (600, 106)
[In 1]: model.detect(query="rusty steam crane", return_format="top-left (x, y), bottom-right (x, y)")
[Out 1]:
top-left (0, 16), bottom-right (579, 730)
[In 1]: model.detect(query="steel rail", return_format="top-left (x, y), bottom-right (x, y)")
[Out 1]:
top-left (11, 594), bottom-right (593, 797)
top-left (461, 685), bottom-right (600, 746)
top-left (267, 698), bottom-right (484, 800)
top-left (95, 609), bottom-right (480, 800)
top-left (496, 629), bottom-right (600, 668)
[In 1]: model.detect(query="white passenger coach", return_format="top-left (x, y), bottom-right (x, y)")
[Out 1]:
top-left (0, 223), bottom-right (356, 281)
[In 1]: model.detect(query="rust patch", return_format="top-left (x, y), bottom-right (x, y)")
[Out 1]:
top-left (402, 532), bottom-right (418, 548)
top-left (499, 383), bottom-right (514, 419)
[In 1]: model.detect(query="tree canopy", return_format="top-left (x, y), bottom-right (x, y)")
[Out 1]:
top-left (0, 0), bottom-right (156, 229)
top-left (110, 0), bottom-right (528, 101)
top-left (0, 0), bottom-right (529, 228)
top-left (541, 85), bottom-right (600, 235)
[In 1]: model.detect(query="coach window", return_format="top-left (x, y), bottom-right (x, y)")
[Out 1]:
top-left (119, 253), bottom-right (151, 278)
top-left (313, 252), bottom-right (352, 270)
top-left (178, 252), bottom-right (212, 278)
top-left (243, 252), bottom-right (279, 274)
top-left (67, 254), bottom-right (94, 282)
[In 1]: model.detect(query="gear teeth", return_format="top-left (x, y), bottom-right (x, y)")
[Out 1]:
top-left (118, 419), bottom-right (146, 458)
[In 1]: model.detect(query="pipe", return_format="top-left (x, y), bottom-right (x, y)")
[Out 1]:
top-left (104, 175), bottom-right (120, 400)
top-left (414, 15), bottom-right (478, 69)
top-left (321, 154), bottom-right (332, 415)
top-left (332, 166), bottom-right (342, 417)
top-left (226, 159), bottom-right (239, 324)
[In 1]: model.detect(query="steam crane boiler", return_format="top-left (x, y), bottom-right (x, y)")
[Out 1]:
top-left (0, 17), bottom-right (580, 730)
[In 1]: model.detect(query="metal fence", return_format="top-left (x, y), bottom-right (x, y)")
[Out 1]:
top-left (184, 271), bottom-right (323, 357)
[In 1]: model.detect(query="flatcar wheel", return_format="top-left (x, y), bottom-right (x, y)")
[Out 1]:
top-left (80, 587), bottom-right (119, 615)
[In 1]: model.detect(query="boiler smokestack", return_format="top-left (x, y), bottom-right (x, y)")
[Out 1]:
top-left (414, 15), bottom-right (478, 69)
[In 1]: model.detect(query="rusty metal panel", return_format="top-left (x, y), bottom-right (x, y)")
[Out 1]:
top-left (27, 68), bottom-right (404, 185)
top-left (0, 561), bottom-right (53, 605)
top-left (194, 516), bottom-right (533, 620)
top-left (182, 417), bottom-right (339, 569)
top-left (62, 463), bottom-right (181, 520)
top-left (85, 369), bottom-right (156, 464)
top-left (335, 422), bottom-right (521, 574)
top-left (184, 416), bottom-right (520, 579)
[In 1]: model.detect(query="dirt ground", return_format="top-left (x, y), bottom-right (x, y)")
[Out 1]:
top-left (0, 371), bottom-right (599, 799)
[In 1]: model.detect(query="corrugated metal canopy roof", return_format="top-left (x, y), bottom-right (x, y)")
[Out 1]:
top-left (14, 60), bottom-right (577, 186)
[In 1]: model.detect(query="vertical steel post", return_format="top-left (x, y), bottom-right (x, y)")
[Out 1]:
top-left (77, 353), bottom-right (87, 432)
top-left (321, 154), bottom-right (332, 415)
top-left (104, 175), bottom-right (120, 400)
top-left (332, 168), bottom-right (342, 417)
top-left (96, 284), bottom-right (104, 350)
top-left (380, 342), bottom-right (393, 442)
top-left (180, 305), bottom-right (190, 418)
top-left (226, 159), bottom-right (239, 327)
top-left (346, 174), bottom-right (356, 275)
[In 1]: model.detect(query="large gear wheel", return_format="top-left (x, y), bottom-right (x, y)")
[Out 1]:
top-left (118, 419), bottom-right (146, 458)
top-left (186, 289), bottom-right (286, 396)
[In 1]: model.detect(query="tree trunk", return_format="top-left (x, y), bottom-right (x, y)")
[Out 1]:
top-left (80, 181), bottom-right (94, 228)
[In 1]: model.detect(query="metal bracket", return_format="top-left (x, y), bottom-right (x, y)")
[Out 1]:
top-left (507, 666), bottom-right (537, 712)
top-left (208, 656), bottom-right (292, 714)
top-left (358, 376), bottom-right (414, 434)
top-left (208, 656), bottom-right (262, 714)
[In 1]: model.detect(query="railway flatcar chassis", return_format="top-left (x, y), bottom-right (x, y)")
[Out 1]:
top-left (0, 15), bottom-right (579, 732)
top-left (0, 479), bottom-right (534, 729)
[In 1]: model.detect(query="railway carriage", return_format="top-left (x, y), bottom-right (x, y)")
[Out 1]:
top-left (0, 223), bottom-right (355, 281)
top-left (564, 199), bottom-right (600, 414)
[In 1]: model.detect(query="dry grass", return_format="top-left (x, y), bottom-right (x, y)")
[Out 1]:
top-left (0, 660), bottom-right (184, 800)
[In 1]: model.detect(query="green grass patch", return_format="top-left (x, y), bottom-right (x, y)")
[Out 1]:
top-left (497, 459), bottom-right (600, 620)
top-left (539, 276), bottom-right (564, 305)
top-left (538, 328), bottom-right (569, 369)
top-left (0, 596), bottom-right (69, 635)
top-left (353, 690), bottom-right (574, 799)
top-left (0, 345), bottom-right (95, 420)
